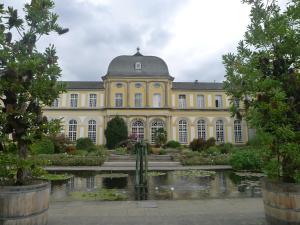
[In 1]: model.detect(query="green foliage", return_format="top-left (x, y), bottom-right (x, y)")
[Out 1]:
top-left (229, 148), bottom-right (263, 171)
top-left (189, 138), bottom-right (206, 151)
top-left (49, 133), bottom-right (71, 153)
top-left (30, 138), bottom-right (54, 154)
top-left (180, 151), bottom-right (230, 166)
top-left (76, 138), bottom-right (95, 151)
top-left (223, 0), bottom-right (300, 182)
top-left (164, 140), bottom-right (181, 149)
top-left (105, 116), bottom-right (128, 149)
top-left (0, 0), bottom-right (67, 184)
top-left (36, 154), bottom-right (106, 166)
top-left (205, 137), bottom-right (216, 148)
top-left (247, 130), bottom-right (273, 147)
top-left (65, 145), bottom-right (76, 153)
top-left (115, 147), bottom-right (127, 155)
top-left (69, 150), bottom-right (89, 156)
top-left (218, 143), bottom-right (233, 154)
top-left (174, 170), bottom-right (216, 178)
top-left (205, 146), bottom-right (220, 156)
top-left (39, 173), bottom-right (73, 181)
top-left (159, 149), bottom-right (167, 155)
top-left (154, 128), bottom-right (167, 147)
top-left (71, 189), bottom-right (127, 201)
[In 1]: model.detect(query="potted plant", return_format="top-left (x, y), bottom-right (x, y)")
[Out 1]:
top-left (152, 128), bottom-right (167, 154)
top-left (223, 0), bottom-right (300, 224)
top-left (0, 1), bottom-right (67, 224)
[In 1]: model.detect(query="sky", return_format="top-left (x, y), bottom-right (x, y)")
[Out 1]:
top-left (3, 0), bottom-right (288, 82)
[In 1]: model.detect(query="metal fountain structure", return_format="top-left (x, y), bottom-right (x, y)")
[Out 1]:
top-left (134, 140), bottom-right (148, 200)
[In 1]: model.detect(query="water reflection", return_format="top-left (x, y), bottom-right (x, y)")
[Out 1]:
top-left (50, 171), bottom-right (262, 201)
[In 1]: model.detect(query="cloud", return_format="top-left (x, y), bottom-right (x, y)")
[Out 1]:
top-left (2, 0), bottom-right (289, 82)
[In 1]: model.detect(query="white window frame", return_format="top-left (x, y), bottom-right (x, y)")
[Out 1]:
top-left (132, 119), bottom-right (144, 141)
top-left (115, 93), bottom-right (123, 107)
top-left (197, 95), bottom-right (205, 108)
top-left (178, 120), bottom-right (188, 144)
top-left (216, 120), bottom-right (225, 144)
top-left (88, 120), bottom-right (97, 144)
top-left (89, 94), bottom-right (97, 108)
top-left (135, 62), bottom-right (142, 70)
top-left (178, 95), bottom-right (186, 109)
top-left (215, 95), bottom-right (223, 108)
top-left (197, 119), bottom-right (206, 140)
top-left (52, 98), bottom-right (59, 107)
top-left (153, 93), bottom-right (161, 108)
top-left (134, 93), bottom-right (142, 107)
top-left (234, 120), bottom-right (243, 143)
top-left (151, 120), bottom-right (164, 144)
top-left (68, 119), bottom-right (77, 142)
top-left (70, 94), bottom-right (78, 108)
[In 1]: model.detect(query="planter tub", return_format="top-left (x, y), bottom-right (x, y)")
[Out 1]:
top-left (0, 181), bottom-right (50, 225)
top-left (261, 178), bottom-right (300, 225)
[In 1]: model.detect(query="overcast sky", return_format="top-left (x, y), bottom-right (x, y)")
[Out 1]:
top-left (4, 0), bottom-right (288, 82)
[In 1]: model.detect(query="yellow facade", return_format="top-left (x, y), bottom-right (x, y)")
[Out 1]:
top-left (43, 51), bottom-right (248, 145)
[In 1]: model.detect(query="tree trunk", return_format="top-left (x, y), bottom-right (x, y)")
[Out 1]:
top-left (16, 140), bottom-right (29, 185)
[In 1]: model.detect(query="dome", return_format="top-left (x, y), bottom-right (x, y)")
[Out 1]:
top-left (105, 50), bottom-right (170, 77)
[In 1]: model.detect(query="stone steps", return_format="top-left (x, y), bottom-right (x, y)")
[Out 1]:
top-left (108, 154), bottom-right (174, 162)
top-left (102, 161), bottom-right (181, 168)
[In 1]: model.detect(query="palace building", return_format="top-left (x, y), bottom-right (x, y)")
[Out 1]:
top-left (43, 49), bottom-right (248, 145)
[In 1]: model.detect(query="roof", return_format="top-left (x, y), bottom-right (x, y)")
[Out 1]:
top-left (61, 81), bottom-right (104, 90)
top-left (105, 50), bottom-right (171, 78)
top-left (172, 82), bottom-right (223, 90)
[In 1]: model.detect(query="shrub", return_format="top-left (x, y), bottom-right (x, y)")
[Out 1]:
top-left (76, 138), bottom-right (95, 150)
top-left (69, 150), bottom-right (88, 156)
top-left (30, 139), bottom-right (55, 155)
top-left (154, 128), bottom-right (167, 147)
top-left (189, 138), bottom-right (206, 151)
top-left (218, 143), bottom-right (233, 154)
top-left (115, 147), bottom-right (127, 155)
top-left (164, 140), bottom-right (181, 149)
top-left (105, 116), bottom-right (128, 149)
top-left (180, 151), bottom-right (230, 166)
top-left (205, 137), bottom-right (216, 148)
top-left (229, 148), bottom-right (263, 171)
top-left (88, 147), bottom-right (105, 157)
top-left (205, 146), bottom-right (220, 156)
top-left (247, 130), bottom-right (273, 147)
top-left (49, 133), bottom-right (71, 153)
top-left (65, 145), bottom-right (76, 154)
top-left (36, 154), bottom-right (105, 166)
top-left (159, 149), bottom-right (167, 155)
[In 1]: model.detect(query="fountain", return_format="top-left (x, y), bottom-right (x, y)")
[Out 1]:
top-left (134, 141), bottom-right (148, 200)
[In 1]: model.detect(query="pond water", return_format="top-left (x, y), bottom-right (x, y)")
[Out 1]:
top-left (50, 171), bottom-right (262, 201)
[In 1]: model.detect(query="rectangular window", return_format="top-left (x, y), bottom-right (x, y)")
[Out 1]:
top-left (153, 93), bottom-right (161, 107)
top-left (115, 93), bottom-right (123, 107)
top-left (197, 95), bottom-right (205, 108)
top-left (234, 98), bottom-right (240, 108)
top-left (178, 95), bottom-right (186, 109)
top-left (89, 94), bottom-right (97, 108)
top-left (215, 95), bottom-right (223, 108)
top-left (70, 94), bottom-right (78, 108)
top-left (52, 98), bottom-right (59, 107)
top-left (134, 93), bottom-right (142, 107)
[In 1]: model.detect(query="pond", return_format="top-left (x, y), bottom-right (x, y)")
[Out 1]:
top-left (50, 170), bottom-right (262, 201)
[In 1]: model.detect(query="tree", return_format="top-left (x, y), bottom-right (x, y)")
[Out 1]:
top-left (0, 0), bottom-right (68, 184)
top-left (105, 116), bottom-right (128, 149)
top-left (223, 0), bottom-right (300, 182)
top-left (154, 128), bottom-right (167, 147)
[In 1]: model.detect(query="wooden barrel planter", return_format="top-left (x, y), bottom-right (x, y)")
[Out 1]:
top-left (261, 178), bottom-right (300, 225)
top-left (0, 181), bottom-right (50, 225)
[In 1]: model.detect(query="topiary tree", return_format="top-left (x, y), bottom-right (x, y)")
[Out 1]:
top-left (0, 0), bottom-right (68, 184)
top-left (223, 0), bottom-right (300, 182)
top-left (154, 128), bottom-right (167, 147)
top-left (105, 116), bottom-right (128, 149)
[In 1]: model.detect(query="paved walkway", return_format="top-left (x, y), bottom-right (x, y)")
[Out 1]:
top-left (48, 198), bottom-right (266, 225)
top-left (45, 165), bottom-right (232, 171)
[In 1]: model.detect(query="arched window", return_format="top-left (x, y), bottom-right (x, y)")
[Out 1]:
top-left (88, 120), bottom-right (97, 144)
top-left (234, 120), bottom-right (243, 143)
top-left (178, 120), bottom-right (188, 144)
top-left (132, 119), bottom-right (144, 141)
top-left (68, 119), bottom-right (77, 142)
top-left (197, 119), bottom-right (206, 140)
top-left (216, 120), bottom-right (224, 144)
top-left (151, 120), bottom-right (165, 144)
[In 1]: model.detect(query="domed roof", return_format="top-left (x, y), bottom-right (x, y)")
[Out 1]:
top-left (105, 49), bottom-right (171, 78)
